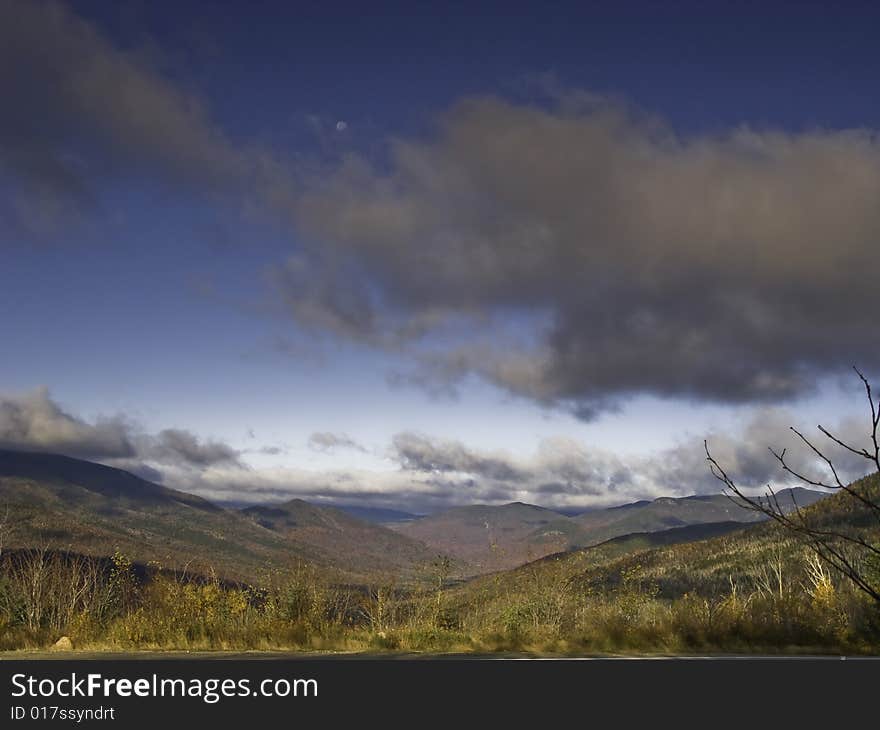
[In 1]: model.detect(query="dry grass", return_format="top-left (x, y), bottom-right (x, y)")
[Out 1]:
top-left (2, 530), bottom-right (879, 655)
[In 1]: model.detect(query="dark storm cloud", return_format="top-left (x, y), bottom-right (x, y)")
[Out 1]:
top-left (0, 0), bottom-right (256, 237)
top-left (286, 93), bottom-right (880, 416)
top-left (307, 431), bottom-right (367, 454)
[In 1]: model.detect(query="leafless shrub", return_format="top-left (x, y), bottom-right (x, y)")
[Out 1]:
top-left (706, 367), bottom-right (880, 603)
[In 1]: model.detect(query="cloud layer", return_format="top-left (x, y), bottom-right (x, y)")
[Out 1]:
top-left (288, 93), bottom-right (880, 416)
top-left (1, 389), bottom-right (875, 512)
top-left (179, 411), bottom-right (875, 513)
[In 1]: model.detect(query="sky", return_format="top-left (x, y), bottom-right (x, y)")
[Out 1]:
top-left (1, 0), bottom-right (879, 513)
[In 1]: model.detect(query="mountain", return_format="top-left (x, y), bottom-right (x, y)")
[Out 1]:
top-left (0, 448), bottom-right (830, 581)
top-left (240, 500), bottom-right (442, 576)
top-left (568, 488), bottom-right (827, 545)
top-left (452, 474), bottom-right (879, 621)
top-left (0, 449), bottom-right (439, 581)
top-left (0, 449), bottom-right (306, 580)
top-left (393, 502), bottom-right (577, 572)
top-left (567, 520), bottom-right (753, 560)
top-left (331, 504), bottom-right (421, 525)
top-left (0, 449), bottom-right (214, 510)
top-left (393, 489), bottom-right (828, 574)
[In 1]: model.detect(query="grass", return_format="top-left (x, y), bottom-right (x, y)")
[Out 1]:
top-left (1, 540), bottom-right (878, 655)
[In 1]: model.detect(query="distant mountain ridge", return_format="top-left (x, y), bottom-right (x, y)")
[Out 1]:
top-left (331, 504), bottom-right (421, 524)
top-left (392, 501), bottom-right (577, 572)
top-left (393, 488), bottom-right (828, 573)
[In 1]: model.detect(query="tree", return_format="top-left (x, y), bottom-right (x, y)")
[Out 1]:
top-left (705, 367), bottom-right (880, 603)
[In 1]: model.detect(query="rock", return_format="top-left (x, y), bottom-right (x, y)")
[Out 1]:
top-left (52, 636), bottom-right (74, 651)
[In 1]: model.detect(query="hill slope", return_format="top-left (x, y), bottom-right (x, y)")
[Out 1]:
top-left (0, 450), bottom-right (440, 581)
top-left (332, 504), bottom-right (420, 525)
top-left (395, 489), bottom-right (828, 574)
top-left (393, 502), bottom-right (575, 573)
top-left (240, 500), bottom-right (443, 576)
top-left (453, 474), bottom-right (878, 612)
top-left (569, 488), bottom-right (826, 544)
top-left (0, 449), bottom-right (309, 580)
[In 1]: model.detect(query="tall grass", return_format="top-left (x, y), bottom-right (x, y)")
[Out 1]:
top-left (1, 544), bottom-right (878, 654)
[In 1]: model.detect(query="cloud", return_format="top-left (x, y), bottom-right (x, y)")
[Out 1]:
top-left (284, 92), bottom-right (880, 416)
top-left (6, 4), bottom-right (877, 419)
top-left (8, 4), bottom-right (876, 420)
top-left (389, 431), bottom-right (632, 501)
top-left (114, 461), bottom-right (166, 484)
top-left (172, 428), bottom-right (725, 512)
top-left (372, 410), bottom-right (875, 510)
top-left (0, 388), bottom-right (243, 472)
top-left (172, 466), bottom-right (482, 512)
top-left (693, 408), bottom-right (875, 493)
top-left (307, 432), bottom-right (367, 454)
top-left (257, 446), bottom-right (286, 456)
top-left (0, 387), bottom-right (135, 459)
top-left (0, 0), bottom-right (257, 238)
top-left (1, 388), bottom-right (874, 511)
top-left (391, 431), bottom-right (529, 482)
top-left (145, 428), bottom-right (243, 468)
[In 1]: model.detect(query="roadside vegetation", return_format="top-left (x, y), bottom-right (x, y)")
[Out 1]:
top-left (1, 475), bottom-right (878, 655)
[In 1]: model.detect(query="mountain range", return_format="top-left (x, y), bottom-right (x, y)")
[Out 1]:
top-left (392, 488), bottom-right (827, 572)
top-left (0, 448), bottom-right (827, 579)
top-left (0, 449), bottom-right (438, 581)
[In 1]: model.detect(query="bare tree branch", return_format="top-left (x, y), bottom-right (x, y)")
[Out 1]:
top-left (704, 368), bottom-right (880, 604)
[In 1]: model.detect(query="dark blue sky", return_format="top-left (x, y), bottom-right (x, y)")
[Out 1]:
top-left (2, 0), bottom-right (878, 510)
top-left (73, 0), bottom-right (880, 136)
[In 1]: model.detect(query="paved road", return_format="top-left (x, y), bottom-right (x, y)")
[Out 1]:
top-left (2, 650), bottom-right (875, 660)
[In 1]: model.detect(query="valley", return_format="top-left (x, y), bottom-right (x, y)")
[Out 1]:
top-left (2, 448), bottom-right (878, 656)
